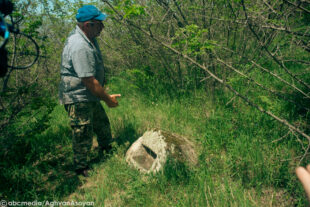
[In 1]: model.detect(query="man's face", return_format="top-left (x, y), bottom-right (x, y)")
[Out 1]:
top-left (85, 20), bottom-right (104, 39)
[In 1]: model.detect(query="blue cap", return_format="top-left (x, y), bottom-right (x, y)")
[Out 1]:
top-left (76, 5), bottom-right (107, 22)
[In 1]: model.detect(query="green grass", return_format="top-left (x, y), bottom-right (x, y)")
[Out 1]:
top-left (0, 76), bottom-right (308, 206)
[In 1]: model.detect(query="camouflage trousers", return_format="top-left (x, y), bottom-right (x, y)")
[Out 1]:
top-left (64, 102), bottom-right (112, 170)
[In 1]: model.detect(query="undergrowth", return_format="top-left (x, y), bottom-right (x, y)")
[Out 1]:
top-left (0, 75), bottom-right (308, 206)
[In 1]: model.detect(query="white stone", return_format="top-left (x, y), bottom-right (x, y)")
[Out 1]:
top-left (125, 129), bottom-right (198, 173)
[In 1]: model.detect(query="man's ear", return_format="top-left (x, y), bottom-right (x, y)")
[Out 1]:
top-left (82, 22), bottom-right (89, 29)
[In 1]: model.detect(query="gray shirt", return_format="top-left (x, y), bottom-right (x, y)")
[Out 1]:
top-left (59, 25), bottom-right (105, 104)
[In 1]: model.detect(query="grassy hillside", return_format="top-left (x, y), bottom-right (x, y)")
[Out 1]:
top-left (0, 75), bottom-right (307, 206)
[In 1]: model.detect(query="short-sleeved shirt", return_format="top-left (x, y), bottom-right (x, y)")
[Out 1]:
top-left (59, 25), bottom-right (105, 104)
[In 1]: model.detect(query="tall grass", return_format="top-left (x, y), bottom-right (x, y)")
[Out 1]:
top-left (68, 75), bottom-right (305, 206)
top-left (0, 74), bottom-right (307, 206)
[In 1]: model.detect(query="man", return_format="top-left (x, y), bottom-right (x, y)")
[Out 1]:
top-left (59, 5), bottom-right (121, 177)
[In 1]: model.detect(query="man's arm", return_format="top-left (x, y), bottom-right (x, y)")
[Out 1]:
top-left (82, 76), bottom-right (121, 107)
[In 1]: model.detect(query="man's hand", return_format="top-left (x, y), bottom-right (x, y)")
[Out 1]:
top-left (296, 165), bottom-right (310, 202)
top-left (106, 94), bottom-right (121, 108)
top-left (82, 76), bottom-right (121, 108)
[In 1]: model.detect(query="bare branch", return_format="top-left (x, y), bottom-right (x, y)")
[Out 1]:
top-left (251, 61), bottom-right (310, 99)
top-left (155, 0), bottom-right (184, 27)
top-left (241, 0), bottom-right (310, 92)
top-left (262, 0), bottom-right (279, 14)
top-left (215, 57), bottom-right (307, 107)
top-left (171, 0), bottom-right (188, 25)
top-left (214, 43), bottom-right (310, 99)
top-left (103, 0), bottom-right (310, 142)
top-left (282, 59), bottom-right (310, 65)
top-left (262, 24), bottom-right (310, 38)
top-left (271, 130), bottom-right (291, 143)
top-left (283, 0), bottom-right (310, 14)
top-left (301, 0), bottom-right (310, 4)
